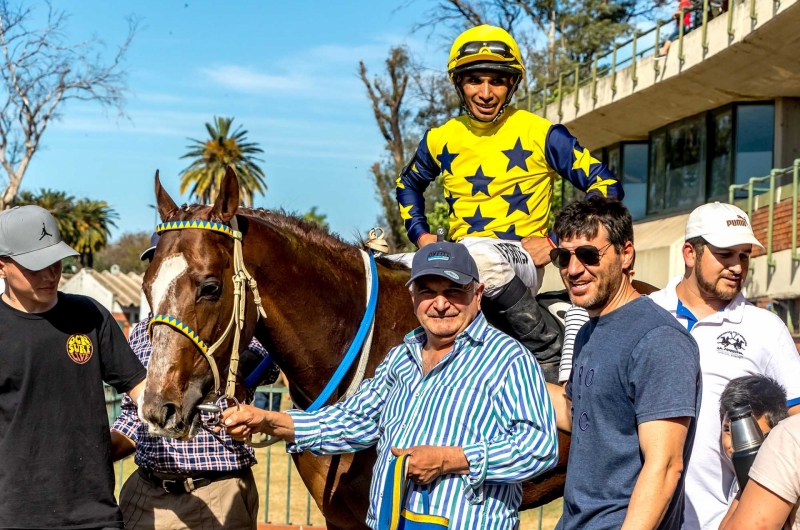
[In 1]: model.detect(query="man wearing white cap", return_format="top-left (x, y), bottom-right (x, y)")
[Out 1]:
top-left (0, 205), bottom-right (147, 530)
top-left (649, 202), bottom-right (800, 530)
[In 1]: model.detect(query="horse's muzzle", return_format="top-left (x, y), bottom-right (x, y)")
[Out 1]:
top-left (140, 393), bottom-right (202, 439)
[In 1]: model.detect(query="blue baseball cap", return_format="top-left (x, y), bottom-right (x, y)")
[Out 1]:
top-left (406, 241), bottom-right (480, 286)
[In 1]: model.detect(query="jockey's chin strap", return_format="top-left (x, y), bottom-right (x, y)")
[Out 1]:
top-left (148, 217), bottom-right (267, 404)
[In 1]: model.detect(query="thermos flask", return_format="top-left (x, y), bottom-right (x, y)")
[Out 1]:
top-left (728, 404), bottom-right (765, 490)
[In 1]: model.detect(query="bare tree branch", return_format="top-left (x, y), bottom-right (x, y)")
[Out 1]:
top-left (0, 0), bottom-right (138, 208)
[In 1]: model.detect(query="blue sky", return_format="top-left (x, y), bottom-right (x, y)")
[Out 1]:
top-left (21, 0), bottom-right (450, 241)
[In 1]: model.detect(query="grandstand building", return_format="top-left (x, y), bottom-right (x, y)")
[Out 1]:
top-left (534, 0), bottom-right (800, 340)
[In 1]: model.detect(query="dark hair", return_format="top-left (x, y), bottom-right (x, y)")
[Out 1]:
top-left (553, 197), bottom-right (633, 253)
top-left (686, 236), bottom-right (707, 259)
top-left (719, 375), bottom-right (788, 428)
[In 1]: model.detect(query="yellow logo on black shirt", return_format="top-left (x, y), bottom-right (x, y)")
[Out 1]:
top-left (66, 334), bottom-right (93, 364)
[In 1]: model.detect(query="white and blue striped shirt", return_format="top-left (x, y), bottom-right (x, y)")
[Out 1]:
top-left (286, 312), bottom-right (558, 529)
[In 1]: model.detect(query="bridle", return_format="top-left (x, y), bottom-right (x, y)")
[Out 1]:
top-left (147, 216), bottom-right (266, 418)
top-left (146, 215), bottom-right (382, 447)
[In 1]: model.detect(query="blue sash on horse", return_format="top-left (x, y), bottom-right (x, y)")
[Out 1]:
top-left (377, 455), bottom-right (450, 530)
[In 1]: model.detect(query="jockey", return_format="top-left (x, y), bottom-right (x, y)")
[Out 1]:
top-left (396, 24), bottom-right (624, 382)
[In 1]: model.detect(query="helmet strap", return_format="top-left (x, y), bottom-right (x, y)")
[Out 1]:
top-left (452, 73), bottom-right (522, 124)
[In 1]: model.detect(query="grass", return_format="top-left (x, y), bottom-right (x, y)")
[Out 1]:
top-left (114, 394), bottom-right (563, 528)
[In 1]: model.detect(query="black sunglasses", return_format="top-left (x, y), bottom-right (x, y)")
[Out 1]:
top-left (456, 40), bottom-right (516, 60)
top-left (550, 243), bottom-right (614, 269)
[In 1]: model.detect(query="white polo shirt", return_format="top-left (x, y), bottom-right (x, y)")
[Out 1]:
top-left (649, 276), bottom-right (800, 530)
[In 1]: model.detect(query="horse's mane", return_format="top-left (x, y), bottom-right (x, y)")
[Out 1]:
top-left (239, 207), bottom-right (410, 271)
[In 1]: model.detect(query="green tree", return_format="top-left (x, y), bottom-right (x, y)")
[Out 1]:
top-left (302, 206), bottom-right (330, 230)
top-left (179, 116), bottom-right (267, 207)
top-left (12, 189), bottom-right (118, 268)
top-left (94, 231), bottom-right (151, 274)
top-left (359, 47), bottom-right (459, 251)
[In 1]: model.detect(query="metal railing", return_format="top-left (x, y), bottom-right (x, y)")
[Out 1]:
top-left (728, 159), bottom-right (800, 268)
top-left (105, 387), bottom-right (550, 528)
top-left (518, 0), bottom-right (762, 118)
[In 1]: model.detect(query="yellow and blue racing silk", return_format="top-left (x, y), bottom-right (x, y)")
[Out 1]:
top-left (397, 106), bottom-right (623, 244)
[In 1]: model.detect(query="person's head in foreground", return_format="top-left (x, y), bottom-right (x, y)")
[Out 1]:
top-left (719, 375), bottom-right (788, 459)
top-left (407, 241), bottom-right (483, 345)
top-left (447, 25), bottom-right (525, 123)
top-left (0, 205), bottom-right (78, 312)
top-left (552, 196), bottom-right (635, 315)
top-left (682, 202), bottom-right (763, 305)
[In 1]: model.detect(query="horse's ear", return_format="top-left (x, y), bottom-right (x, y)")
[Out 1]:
top-left (212, 166), bottom-right (240, 222)
top-left (155, 170), bottom-right (179, 222)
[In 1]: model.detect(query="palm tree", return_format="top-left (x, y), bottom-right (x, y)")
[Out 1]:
top-left (179, 116), bottom-right (267, 207)
top-left (73, 199), bottom-right (118, 268)
top-left (12, 189), bottom-right (118, 268)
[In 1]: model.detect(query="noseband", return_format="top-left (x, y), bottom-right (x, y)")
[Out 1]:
top-left (147, 218), bottom-right (267, 409)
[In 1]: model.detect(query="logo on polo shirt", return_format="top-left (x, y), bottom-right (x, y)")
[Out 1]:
top-left (716, 331), bottom-right (747, 358)
top-left (66, 334), bottom-right (93, 364)
top-left (726, 215), bottom-right (749, 228)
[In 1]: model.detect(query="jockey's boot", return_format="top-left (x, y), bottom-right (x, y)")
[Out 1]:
top-left (481, 276), bottom-right (562, 384)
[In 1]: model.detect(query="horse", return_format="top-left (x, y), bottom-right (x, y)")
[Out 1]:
top-left (140, 167), bottom-right (569, 529)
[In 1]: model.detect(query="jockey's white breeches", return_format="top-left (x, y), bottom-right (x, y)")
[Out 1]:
top-left (387, 237), bottom-right (543, 298)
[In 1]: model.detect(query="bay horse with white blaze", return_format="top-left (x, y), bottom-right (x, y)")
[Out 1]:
top-left (140, 168), bottom-right (569, 530)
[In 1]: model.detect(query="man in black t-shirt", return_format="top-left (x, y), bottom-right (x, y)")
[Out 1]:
top-left (0, 205), bottom-right (147, 530)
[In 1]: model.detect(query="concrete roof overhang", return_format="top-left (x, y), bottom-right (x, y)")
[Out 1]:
top-left (543, 0), bottom-right (800, 150)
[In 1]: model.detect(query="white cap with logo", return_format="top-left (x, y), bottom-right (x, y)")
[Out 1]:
top-left (685, 201), bottom-right (764, 249)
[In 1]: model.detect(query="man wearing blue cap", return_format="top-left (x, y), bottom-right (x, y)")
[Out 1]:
top-left (219, 241), bottom-right (558, 529)
top-left (0, 205), bottom-right (147, 530)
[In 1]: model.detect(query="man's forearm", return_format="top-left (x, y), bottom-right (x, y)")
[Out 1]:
top-left (110, 430), bottom-right (136, 461)
top-left (547, 382), bottom-right (572, 433)
top-left (621, 458), bottom-right (684, 530)
top-left (257, 411), bottom-right (296, 443)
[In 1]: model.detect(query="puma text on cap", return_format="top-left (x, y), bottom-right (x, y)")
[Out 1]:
top-left (685, 202), bottom-right (764, 249)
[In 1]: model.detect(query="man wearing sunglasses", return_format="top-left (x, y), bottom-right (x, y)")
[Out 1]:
top-left (648, 202), bottom-right (800, 530)
top-left (395, 24), bottom-right (623, 383)
top-left (547, 197), bottom-right (701, 530)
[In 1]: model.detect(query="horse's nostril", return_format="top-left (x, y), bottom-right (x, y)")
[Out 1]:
top-left (161, 403), bottom-right (178, 426)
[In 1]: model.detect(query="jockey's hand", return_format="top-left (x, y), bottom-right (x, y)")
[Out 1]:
top-left (219, 405), bottom-right (295, 443)
top-left (390, 445), bottom-right (469, 485)
top-left (417, 233), bottom-right (438, 248)
top-left (522, 236), bottom-right (554, 268)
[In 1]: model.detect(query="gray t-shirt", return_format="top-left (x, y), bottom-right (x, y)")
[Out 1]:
top-left (557, 296), bottom-right (702, 530)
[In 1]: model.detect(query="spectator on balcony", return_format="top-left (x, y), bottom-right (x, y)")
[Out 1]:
top-left (649, 202), bottom-right (800, 530)
top-left (658, 0), bottom-right (694, 57)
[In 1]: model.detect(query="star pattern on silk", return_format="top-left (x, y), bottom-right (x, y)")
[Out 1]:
top-left (502, 138), bottom-right (533, 171)
top-left (493, 224), bottom-right (523, 241)
top-left (437, 144), bottom-right (459, 175)
top-left (399, 203), bottom-right (414, 220)
top-left (464, 206), bottom-right (495, 234)
top-left (572, 147), bottom-right (601, 177)
top-left (465, 166), bottom-right (495, 197)
top-left (445, 192), bottom-right (459, 217)
top-left (588, 176), bottom-right (619, 197)
top-left (500, 184), bottom-right (533, 216)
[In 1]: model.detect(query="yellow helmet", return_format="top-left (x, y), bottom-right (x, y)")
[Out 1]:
top-left (447, 25), bottom-right (525, 80)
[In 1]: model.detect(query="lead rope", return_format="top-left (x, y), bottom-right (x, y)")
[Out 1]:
top-left (248, 228), bottom-right (386, 448)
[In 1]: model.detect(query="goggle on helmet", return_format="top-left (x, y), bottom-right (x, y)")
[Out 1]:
top-left (447, 25), bottom-right (526, 122)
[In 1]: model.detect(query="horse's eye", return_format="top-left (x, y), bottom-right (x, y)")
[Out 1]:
top-left (197, 282), bottom-right (221, 300)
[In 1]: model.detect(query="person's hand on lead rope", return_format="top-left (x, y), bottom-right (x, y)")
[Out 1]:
top-left (219, 404), bottom-right (296, 443)
top-left (390, 446), bottom-right (470, 485)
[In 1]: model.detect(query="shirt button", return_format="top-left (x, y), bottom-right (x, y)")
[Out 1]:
top-left (414, 392), bottom-right (420, 397)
